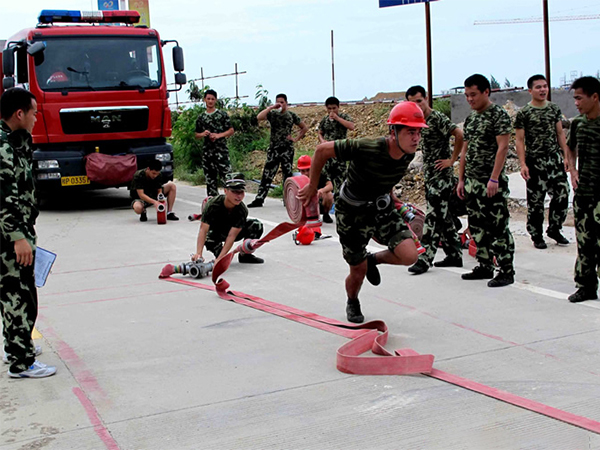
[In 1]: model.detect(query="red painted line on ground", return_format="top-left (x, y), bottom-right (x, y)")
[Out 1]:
top-left (37, 316), bottom-right (118, 448)
top-left (39, 286), bottom-right (197, 309)
top-left (51, 261), bottom-right (171, 275)
top-left (40, 281), bottom-right (159, 297)
top-left (73, 387), bottom-right (120, 450)
top-left (165, 276), bottom-right (600, 435)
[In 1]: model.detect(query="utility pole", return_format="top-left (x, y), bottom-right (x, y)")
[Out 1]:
top-left (425, 1), bottom-right (433, 107)
top-left (331, 30), bottom-right (336, 97)
top-left (543, 0), bottom-right (552, 100)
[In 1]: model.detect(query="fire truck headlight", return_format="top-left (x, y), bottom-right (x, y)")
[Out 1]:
top-left (155, 153), bottom-right (172, 162)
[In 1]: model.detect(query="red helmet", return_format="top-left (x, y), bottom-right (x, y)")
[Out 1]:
top-left (297, 155), bottom-right (311, 170)
top-left (387, 102), bottom-right (428, 128)
top-left (295, 226), bottom-right (315, 245)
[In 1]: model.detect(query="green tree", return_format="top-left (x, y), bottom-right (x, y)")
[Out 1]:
top-left (490, 75), bottom-right (501, 90)
top-left (504, 78), bottom-right (512, 88)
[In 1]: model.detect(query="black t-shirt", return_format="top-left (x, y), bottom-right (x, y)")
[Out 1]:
top-left (129, 169), bottom-right (164, 199)
top-left (201, 195), bottom-right (248, 240)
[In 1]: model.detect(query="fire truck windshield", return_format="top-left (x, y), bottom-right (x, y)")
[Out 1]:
top-left (34, 36), bottom-right (162, 91)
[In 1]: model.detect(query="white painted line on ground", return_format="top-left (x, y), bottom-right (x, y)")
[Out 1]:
top-left (176, 188), bottom-right (599, 310)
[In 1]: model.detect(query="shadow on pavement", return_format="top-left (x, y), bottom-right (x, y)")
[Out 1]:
top-left (39, 187), bottom-right (132, 212)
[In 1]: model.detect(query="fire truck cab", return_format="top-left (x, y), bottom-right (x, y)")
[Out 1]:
top-left (1, 9), bottom-right (186, 193)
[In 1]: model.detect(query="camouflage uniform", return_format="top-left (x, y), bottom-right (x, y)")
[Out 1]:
top-left (514, 102), bottom-right (569, 241)
top-left (319, 113), bottom-right (352, 194)
top-left (334, 138), bottom-right (414, 265)
top-left (568, 115), bottom-right (600, 291)
top-left (255, 110), bottom-right (302, 201)
top-left (195, 109), bottom-right (232, 197)
top-left (0, 120), bottom-right (39, 373)
top-left (463, 104), bottom-right (515, 276)
top-left (201, 195), bottom-right (263, 256)
top-left (417, 110), bottom-right (462, 267)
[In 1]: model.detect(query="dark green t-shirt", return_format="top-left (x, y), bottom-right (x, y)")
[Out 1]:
top-left (463, 103), bottom-right (512, 181)
top-left (420, 109), bottom-right (457, 182)
top-left (267, 109), bottom-right (302, 147)
top-left (129, 169), bottom-right (164, 199)
top-left (568, 114), bottom-right (600, 197)
top-left (334, 137), bottom-right (414, 200)
top-left (514, 102), bottom-right (562, 159)
top-left (195, 109), bottom-right (232, 154)
top-left (319, 113), bottom-right (352, 141)
top-left (201, 195), bottom-right (248, 239)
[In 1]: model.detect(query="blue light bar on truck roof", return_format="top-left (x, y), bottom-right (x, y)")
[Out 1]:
top-left (38, 10), bottom-right (141, 25)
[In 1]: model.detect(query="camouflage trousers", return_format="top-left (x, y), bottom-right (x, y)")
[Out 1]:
top-left (0, 237), bottom-right (37, 373)
top-left (335, 198), bottom-right (413, 266)
top-left (573, 194), bottom-right (600, 290)
top-left (205, 219), bottom-right (264, 257)
top-left (525, 154), bottom-right (569, 241)
top-left (203, 149), bottom-right (231, 197)
top-left (256, 144), bottom-right (294, 201)
top-left (324, 158), bottom-right (347, 197)
top-left (418, 177), bottom-right (462, 267)
top-left (464, 177), bottom-right (515, 275)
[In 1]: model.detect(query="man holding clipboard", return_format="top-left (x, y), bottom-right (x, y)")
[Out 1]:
top-left (0, 88), bottom-right (56, 378)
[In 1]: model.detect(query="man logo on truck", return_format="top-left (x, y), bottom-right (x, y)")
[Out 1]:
top-left (91, 114), bottom-right (122, 128)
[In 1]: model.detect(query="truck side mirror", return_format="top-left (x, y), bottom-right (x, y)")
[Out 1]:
top-left (27, 41), bottom-right (46, 66)
top-left (172, 46), bottom-right (184, 73)
top-left (2, 77), bottom-right (15, 90)
top-left (2, 48), bottom-right (14, 77)
top-left (174, 72), bottom-right (186, 86)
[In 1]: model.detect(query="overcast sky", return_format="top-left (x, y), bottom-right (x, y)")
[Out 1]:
top-left (2, 0), bottom-right (599, 104)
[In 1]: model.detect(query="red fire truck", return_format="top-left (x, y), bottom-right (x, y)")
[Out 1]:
top-left (0, 9), bottom-right (186, 193)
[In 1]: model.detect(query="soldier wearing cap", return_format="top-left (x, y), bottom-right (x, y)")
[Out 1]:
top-left (192, 173), bottom-right (264, 265)
top-left (298, 102), bottom-right (427, 324)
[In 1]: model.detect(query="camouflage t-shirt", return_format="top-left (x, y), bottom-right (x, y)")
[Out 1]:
top-left (129, 169), bottom-right (164, 200)
top-left (267, 109), bottom-right (302, 147)
top-left (195, 109), bottom-right (232, 154)
top-left (334, 137), bottom-right (414, 201)
top-left (319, 113), bottom-right (352, 141)
top-left (463, 103), bottom-right (512, 181)
top-left (514, 102), bottom-right (562, 158)
top-left (568, 114), bottom-right (600, 197)
top-left (420, 109), bottom-right (457, 182)
top-left (201, 194), bottom-right (248, 240)
top-left (0, 120), bottom-right (38, 246)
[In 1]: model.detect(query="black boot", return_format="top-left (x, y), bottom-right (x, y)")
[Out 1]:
top-left (408, 260), bottom-right (429, 275)
top-left (461, 265), bottom-right (494, 280)
top-left (568, 288), bottom-right (598, 303)
top-left (247, 199), bottom-right (264, 208)
top-left (547, 230), bottom-right (569, 245)
top-left (346, 298), bottom-right (364, 323)
top-left (238, 253), bottom-right (264, 264)
top-left (434, 256), bottom-right (463, 268)
top-left (366, 253), bottom-right (381, 286)
top-left (488, 271), bottom-right (515, 287)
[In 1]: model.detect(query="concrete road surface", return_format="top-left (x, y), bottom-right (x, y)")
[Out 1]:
top-left (1, 183), bottom-right (599, 450)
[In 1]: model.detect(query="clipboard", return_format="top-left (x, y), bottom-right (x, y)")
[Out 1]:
top-left (34, 247), bottom-right (57, 288)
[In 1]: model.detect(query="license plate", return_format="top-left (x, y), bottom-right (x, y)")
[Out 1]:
top-left (61, 175), bottom-right (90, 187)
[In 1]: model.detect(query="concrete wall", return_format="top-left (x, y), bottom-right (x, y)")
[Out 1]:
top-left (450, 89), bottom-right (578, 124)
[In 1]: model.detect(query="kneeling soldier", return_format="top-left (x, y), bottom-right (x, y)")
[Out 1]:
top-left (193, 173), bottom-right (264, 265)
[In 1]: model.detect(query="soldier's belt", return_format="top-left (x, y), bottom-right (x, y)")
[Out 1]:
top-left (339, 182), bottom-right (391, 211)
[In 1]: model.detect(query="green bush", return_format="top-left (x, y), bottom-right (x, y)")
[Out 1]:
top-left (170, 91), bottom-right (269, 183)
top-left (432, 98), bottom-right (451, 118)
top-left (171, 104), bottom-right (204, 171)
